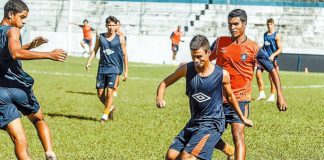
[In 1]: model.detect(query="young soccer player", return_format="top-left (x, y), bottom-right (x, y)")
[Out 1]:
top-left (210, 9), bottom-right (287, 160)
top-left (255, 18), bottom-right (282, 102)
top-left (156, 35), bottom-right (252, 160)
top-left (0, 0), bottom-right (67, 159)
top-left (86, 16), bottom-right (128, 123)
top-left (170, 25), bottom-right (184, 61)
top-left (70, 19), bottom-right (95, 57)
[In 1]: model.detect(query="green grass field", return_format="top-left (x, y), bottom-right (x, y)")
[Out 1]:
top-left (1, 57), bottom-right (324, 160)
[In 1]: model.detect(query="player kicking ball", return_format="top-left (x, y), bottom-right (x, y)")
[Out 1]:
top-left (156, 35), bottom-right (252, 160)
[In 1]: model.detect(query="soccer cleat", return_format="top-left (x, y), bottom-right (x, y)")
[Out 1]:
top-left (113, 91), bottom-right (118, 97)
top-left (108, 106), bottom-right (116, 120)
top-left (100, 114), bottom-right (108, 123)
top-left (45, 151), bottom-right (57, 160)
top-left (255, 94), bottom-right (266, 101)
top-left (266, 95), bottom-right (275, 102)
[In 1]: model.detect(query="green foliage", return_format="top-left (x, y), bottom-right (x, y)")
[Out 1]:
top-left (1, 57), bottom-right (324, 159)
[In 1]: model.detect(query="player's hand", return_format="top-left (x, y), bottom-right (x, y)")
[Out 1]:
top-left (30, 36), bottom-right (48, 49)
top-left (156, 99), bottom-right (166, 108)
top-left (49, 49), bottom-right (67, 62)
top-left (269, 55), bottom-right (275, 61)
top-left (122, 72), bottom-right (128, 81)
top-left (276, 95), bottom-right (287, 111)
top-left (85, 62), bottom-right (91, 71)
top-left (243, 118), bottom-right (253, 127)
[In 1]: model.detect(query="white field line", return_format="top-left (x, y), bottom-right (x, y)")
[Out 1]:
top-left (28, 70), bottom-right (324, 89)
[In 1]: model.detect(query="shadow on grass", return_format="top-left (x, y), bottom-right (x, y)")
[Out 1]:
top-left (46, 113), bottom-right (98, 122)
top-left (66, 90), bottom-right (96, 95)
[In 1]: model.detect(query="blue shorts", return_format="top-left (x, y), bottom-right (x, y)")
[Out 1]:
top-left (0, 87), bottom-right (40, 130)
top-left (96, 73), bottom-right (118, 89)
top-left (223, 101), bottom-right (250, 125)
top-left (256, 58), bottom-right (278, 71)
top-left (169, 122), bottom-right (223, 160)
top-left (172, 44), bottom-right (179, 52)
top-left (83, 38), bottom-right (92, 46)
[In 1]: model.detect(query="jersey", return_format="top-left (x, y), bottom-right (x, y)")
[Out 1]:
top-left (185, 62), bottom-right (224, 127)
top-left (79, 24), bottom-right (94, 40)
top-left (213, 36), bottom-right (259, 102)
top-left (170, 30), bottom-right (182, 45)
top-left (0, 25), bottom-right (34, 88)
top-left (98, 33), bottom-right (124, 75)
top-left (262, 31), bottom-right (278, 58)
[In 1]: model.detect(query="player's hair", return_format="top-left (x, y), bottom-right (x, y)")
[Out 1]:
top-left (105, 16), bottom-right (118, 24)
top-left (4, 0), bottom-right (29, 18)
top-left (228, 9), bottom-right (247, 23)
top-left (190, 35), bottom-right (210, 51)
top-left (267, 18), bottom-right (274, 24)
top-left (83, 19), bottom-right (88, 23)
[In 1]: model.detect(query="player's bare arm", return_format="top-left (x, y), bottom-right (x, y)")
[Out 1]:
top-left (86, 34), bottom-right (100, 71)
top-left (8, 27), bottom-right (67, 62)
top-left (269, 33), bottom-right (282, 61)
top-left (156, 64), bottom-right (187, 108)
top-left (222, 69), bottom-right (253, 127)
top-left (120, 35), bottom-right (128, 81)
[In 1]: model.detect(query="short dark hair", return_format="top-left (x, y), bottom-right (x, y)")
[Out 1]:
top-left (83, 19), bottom-right (88, 23)
top-left (190, 35), bottom-right (210, 51)
top-left (105, 16), bottom-right (118, 24)
top-left (228, 9), bottom-right (247, 23)
top-left (4, 0), bottom-right (29, 18)
top-left (267, 18), bottom-right (274, 24)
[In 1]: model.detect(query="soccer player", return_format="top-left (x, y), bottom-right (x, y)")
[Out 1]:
top-left (70, 19), bottom-right (95, 57)
top-left (210, 9), bottom-right (287, 160)
top-left (255, 18), bottom-right (282, 102)
top-left (86, 16), bottom-right (128, 123)
top-left (170, 25), bottom-right (184, 61)
top-left (112, 19), bottom-right (127, 97)
top-left (0, 0), bottom-right (67, 159)
top-left (156, 35), bottom-right (253, 160)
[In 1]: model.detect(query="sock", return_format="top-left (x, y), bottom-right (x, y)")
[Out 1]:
top-left (259, 91), bottom-right (265, 96)
top-left (223, 143), bottom-right (235, 156)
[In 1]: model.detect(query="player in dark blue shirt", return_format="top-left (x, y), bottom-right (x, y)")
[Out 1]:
top-left (86, 16), bottom-right (128, 123)
top-left (255, 18), bottom-right (283, 102)
top-left (156, 35), bottom-right (252, 160)
top-left (0, 1), bottom-right (67, 159)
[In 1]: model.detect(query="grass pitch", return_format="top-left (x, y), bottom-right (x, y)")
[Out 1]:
top-left (0, 57), bottom-right (324, 159)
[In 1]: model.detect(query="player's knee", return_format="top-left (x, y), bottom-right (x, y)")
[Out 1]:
top-left (28, 113), bottom-right (45, 124)
top-left (181, 152), bottom-right (196, 160)
top-left (11, 133), bottom-right (28, 147)
top-left (165, 149), bottom-right (179, 160)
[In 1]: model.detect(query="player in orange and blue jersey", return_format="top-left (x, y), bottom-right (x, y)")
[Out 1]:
top-left (71, 19), bottom-right (95, 57)
top-left (170, 25), bottom-right (184, 60)
top-left (210, 9), bottom-right (287, 160)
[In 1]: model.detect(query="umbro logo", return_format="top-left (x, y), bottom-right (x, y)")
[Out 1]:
top-left (192, 92), bottom-right (211, 103)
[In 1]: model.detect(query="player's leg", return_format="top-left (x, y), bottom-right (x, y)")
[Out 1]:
top-left (101, 74), bottom-right (118, 123)
top-left (255, 66), bottom-right (266, 101)
top-left (166, 127), bottom-right (186, 160)
top-left (172, 44), bottom-right (178, 60)
top-left (97, 88), bottom-right (106, 105)
top-left (6, 119), bottom-right (31, 160)
top-left (166, 149), bottom-right (181, 160)
top-left (113, 75), bottom-right (120, 97)
top-left (267, 60), bottom-right (279, 102)
top-left (13, 87), bottom-right (56, 160)
top-left (230, 123), bottom-right (246, 160)
top-left (215, 139), bottom-right (235, 160)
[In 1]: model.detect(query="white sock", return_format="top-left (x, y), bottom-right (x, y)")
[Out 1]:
top-left (259, 91), bottom-right (265, 96)
top-left (101, 114), bottom-right (108, 120)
